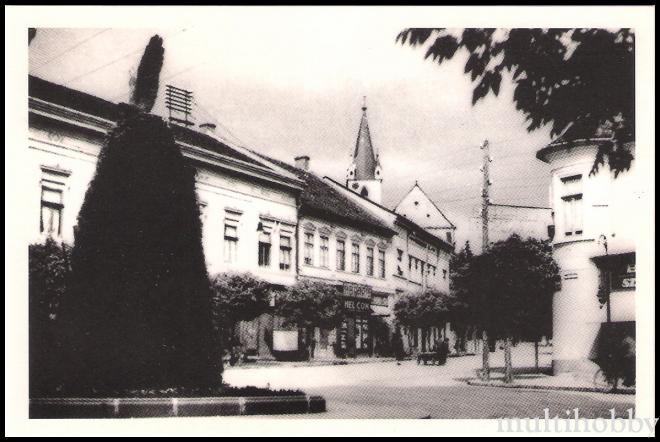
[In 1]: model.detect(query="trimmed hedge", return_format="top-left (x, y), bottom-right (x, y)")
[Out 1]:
top-left (58, 108), bottom-right (221, 396)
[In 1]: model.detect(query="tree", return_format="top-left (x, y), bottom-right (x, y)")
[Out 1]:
top-left (29, 238), bottom-right (72, 396)
top-left (393, 289), bottom-right (457, 352)
top-left (397, 28), bottom-right (635, 176)
top-left (209, 272), bottom-right (270, 349)
top-left (275, 280), bottom-right (343, 358)
top-left (449, 241), bottom-right (479, 353)
top-left (58, 35), bottom-right (220, 395)
top-left (480, 235), bottom-right (561, 382)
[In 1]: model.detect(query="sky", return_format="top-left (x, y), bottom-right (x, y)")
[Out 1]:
top-left (28, 22), bottom-right (554, 249)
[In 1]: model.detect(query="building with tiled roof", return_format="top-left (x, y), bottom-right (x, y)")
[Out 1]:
top-left (394, 182), bottom-right (456, 245)
top-left (252, 152), bottom-right (398, 358)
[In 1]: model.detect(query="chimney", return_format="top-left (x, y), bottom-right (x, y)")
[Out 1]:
top-left (295, 155), bottom-right (310, 171)
top-left (199, 123), bottom-right (216, 135)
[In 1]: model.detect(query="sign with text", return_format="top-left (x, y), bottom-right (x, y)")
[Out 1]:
top-left (612, 261), bottom-right (636, 290)
top-left (343, 297), bottom-right (372, 314)
top-left (342, 282), bottom-right (372, 300)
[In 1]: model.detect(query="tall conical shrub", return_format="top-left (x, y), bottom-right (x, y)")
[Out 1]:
top-left (59, 36), bottom-right (220, 395)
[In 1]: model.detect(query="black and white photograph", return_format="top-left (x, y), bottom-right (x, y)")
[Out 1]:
top-left (6, 5), bottom-right (655, 437)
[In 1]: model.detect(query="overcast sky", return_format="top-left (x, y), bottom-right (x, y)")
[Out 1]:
top-left (29, 22), bottom-right (554, 249)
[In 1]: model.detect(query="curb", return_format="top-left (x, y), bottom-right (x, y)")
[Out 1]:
top-left (29, 395), bottom-right (326, 418)
top-left (465, 380), bottom-right (636, 395)
top-left (231, 357), bottom-right (399, 369)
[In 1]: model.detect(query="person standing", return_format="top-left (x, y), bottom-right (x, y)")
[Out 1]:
top-left (392, 329), bottom-right (405, 363)
top-left (438, 338), bottom-right (450, 366)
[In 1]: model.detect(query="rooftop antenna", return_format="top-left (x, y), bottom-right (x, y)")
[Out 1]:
top-left (165, 84), bottom-right (194, 126)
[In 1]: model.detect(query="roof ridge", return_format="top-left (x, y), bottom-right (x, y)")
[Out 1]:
top-left (323, 176), bottom-right (454, 252)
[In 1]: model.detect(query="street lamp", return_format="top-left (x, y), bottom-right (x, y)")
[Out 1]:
top-left (597, 234), bottom-right (611, 323)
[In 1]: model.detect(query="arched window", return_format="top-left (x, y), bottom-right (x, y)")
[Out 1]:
top-left (360, 187), bottom-right (369, 197)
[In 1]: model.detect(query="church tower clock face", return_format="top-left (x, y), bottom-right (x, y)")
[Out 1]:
top-left (352, 182), bottom-right (360, 190)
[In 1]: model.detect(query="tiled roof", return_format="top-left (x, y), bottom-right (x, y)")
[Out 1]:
top-left (170, 124), bottom-right (264, 166)
top-left (537, 119), bottom-right (634, 162)
top-left (324, 177), bottom-right (455, 254)
top-left (28, 75), bottom-right (266, 169)
top-left (252, 154), bottom-right (395, 237)
top-left (29, 75), bottom-right (120, 121)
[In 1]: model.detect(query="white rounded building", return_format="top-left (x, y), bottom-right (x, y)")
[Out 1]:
top-left (537, 124), bottom-right (636, 377)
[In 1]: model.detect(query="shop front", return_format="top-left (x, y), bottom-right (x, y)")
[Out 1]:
top-left (335, 282), bottom-right (373, 358)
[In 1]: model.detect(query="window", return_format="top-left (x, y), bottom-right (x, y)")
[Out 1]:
top-left (561, 175), bottom-right (583, 236)
top-left (40, 187), bottom-right (63, 236)
top-left (351, 243), bottom-right (360, 273)
top-left (304, 232), bottom-right (314, 265)
top-left (366, 247), bottom-right (374, 276)
top-left (279, 235), bottom-right (292, 270)
top-left (378, 250), bottom-right (386, 278)
top-left (319, 235), bottom-right (329, 268)
top-left (258, 232), bottom-right (271, 267)
top-left (397, 249), bottom-right (403, 262)
top-left (198, 201), bottom-right (208, 222)
top-left (442, 269), bottom-right (447, 280)
top-left (39, 166), bottom-right (69, 237)
top-left (224, 224), bottom-right (238, 263)
top-left (336, 240), bottom-right (346, 271)
top-left (446, 231), bottom-right (452, 243)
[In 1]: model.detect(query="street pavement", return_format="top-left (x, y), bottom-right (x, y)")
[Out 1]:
top-left (223, 344), bottom-right (635, 419)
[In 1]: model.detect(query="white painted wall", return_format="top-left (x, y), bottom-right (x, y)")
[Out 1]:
top-left (346, 179), bottom-right (383, 206)
top-left (29, 122), bottom-right (299, 287)
top-left (543, 142), bottom-right (636, 375)
top-left (297, 215), bottom-right (394, 295)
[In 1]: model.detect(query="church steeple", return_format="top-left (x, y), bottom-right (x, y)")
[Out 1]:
top-left (347, 97), bottom-right (383, 203)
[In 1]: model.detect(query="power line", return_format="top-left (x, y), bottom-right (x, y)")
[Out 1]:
top-left (422, 136), bottom-right (546, 162)
top-left (62, 28), bottom-right (190, 87)
top-left (110, 62), bottom-right (207, 103)
top-left (33, 29), bottom-right (111, 70)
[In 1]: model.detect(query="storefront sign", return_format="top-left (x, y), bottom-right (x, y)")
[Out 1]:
top-left (343, 297), bottom-right (372, 314)
top-left (612, 261), bottom-right (636, 290)
top-left (343, 282), bottom-right (372, 299)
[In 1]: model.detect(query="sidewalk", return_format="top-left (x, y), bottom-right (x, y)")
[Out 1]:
top-left (227, 356), bottom-right (399, 369)
top-left (466, 372), bottom-right (636, 395)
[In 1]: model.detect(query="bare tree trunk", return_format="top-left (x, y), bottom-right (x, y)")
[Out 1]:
top-left (504, 336), bottom-right (513, 383)
top-left (481, 330), bottom-right (490, 380)
top-left (534, 339), bottom-right (539, 371)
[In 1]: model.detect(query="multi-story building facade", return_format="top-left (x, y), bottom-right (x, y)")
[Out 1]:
top-left (326, 103), bottom-right (456, 354)
top-left (328, 178), bottom-right (455, 353)
top-left (29, 75), bottom-right (460, 361)
top-left (537, 123), bottom-right (636, 377)
top-left (29, 75), bottom-right (304, 299)
top-left (262, 156), bottom-right (397, 359)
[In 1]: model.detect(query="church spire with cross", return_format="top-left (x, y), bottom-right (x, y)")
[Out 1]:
top-left (347, 97), bottom-right (383, 204)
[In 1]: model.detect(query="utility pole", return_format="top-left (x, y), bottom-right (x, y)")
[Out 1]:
top-left (481, 139), bottom-right (491, 254)
top-left (479, 139), bottom-right (492, 380)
